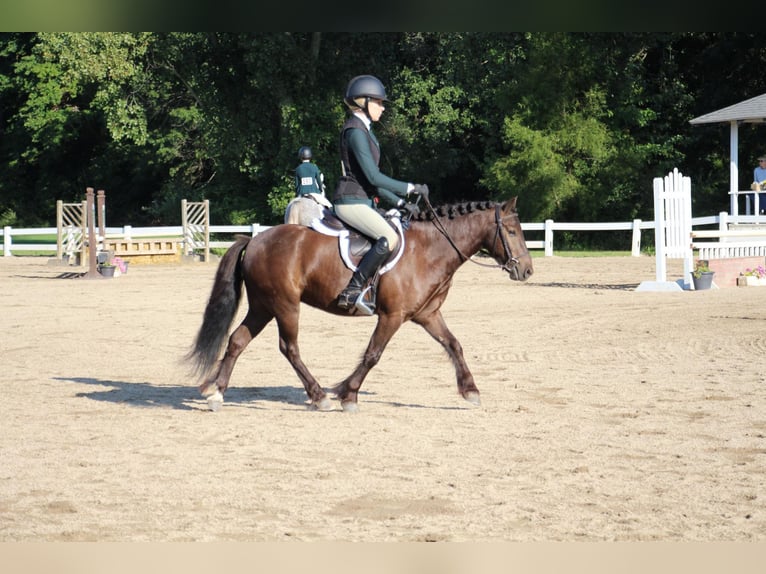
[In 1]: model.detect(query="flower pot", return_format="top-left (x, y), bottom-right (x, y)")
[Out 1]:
top-left (738, 275), bottom-right (766, 286)
top-left (98, 265), bottom-right (116, 278)
top-left (692, 271), bottom-right (714, 290)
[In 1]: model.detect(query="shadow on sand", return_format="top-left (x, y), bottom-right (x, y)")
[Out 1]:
top-left (54, 375), bottom-right (316, 411)
top-left (530, 281), bottom-right (639, 291)
top-left (53, 376), bottom-right (462, 412)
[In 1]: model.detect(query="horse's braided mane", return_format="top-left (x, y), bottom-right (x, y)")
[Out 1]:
top-left (412, 200), bottom-right (497, 221)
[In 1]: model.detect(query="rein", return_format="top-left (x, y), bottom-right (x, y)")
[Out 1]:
top-left (421, 198), bottom-right (520, 274)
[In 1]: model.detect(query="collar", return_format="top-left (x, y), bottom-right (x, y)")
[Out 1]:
top-left (352, 111), bottom-right (372, 131)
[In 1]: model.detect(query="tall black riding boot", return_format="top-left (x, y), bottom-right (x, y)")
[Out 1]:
top-left (337, 236), bottom-right (390, 312)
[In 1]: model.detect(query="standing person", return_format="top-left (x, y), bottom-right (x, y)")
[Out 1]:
top-left (753, 156), bottom-right (766, 214)
top-left (284, 146), bottom-right (330, 225)
top-left (333, 74), bottom-right (429, 311)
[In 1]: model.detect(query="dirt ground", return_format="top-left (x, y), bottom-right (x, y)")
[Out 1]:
top-left (1, 253), bottom-right (765, 542)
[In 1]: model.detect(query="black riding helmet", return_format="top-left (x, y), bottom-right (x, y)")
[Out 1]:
top-left (344, 75), bottom-right (389, 114)
top-left (298, 146), bottom-right (312, 161)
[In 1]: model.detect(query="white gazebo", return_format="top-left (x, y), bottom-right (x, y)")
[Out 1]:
top-left (690, 92), bottom-right (766, 217)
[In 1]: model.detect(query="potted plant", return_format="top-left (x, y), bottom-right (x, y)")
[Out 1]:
top-left (98, 261), bottom-right (116, 278)
top-left (738, 264), bottom-right (766, 287)
top-left (692, 259), bottom-right (715, 290)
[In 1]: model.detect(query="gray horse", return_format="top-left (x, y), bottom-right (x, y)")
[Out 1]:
top-left (284, 194), bottom-right (332, 226)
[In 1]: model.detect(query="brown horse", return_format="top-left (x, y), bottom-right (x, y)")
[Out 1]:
top-left (187, 198), bottom-right (533, 412)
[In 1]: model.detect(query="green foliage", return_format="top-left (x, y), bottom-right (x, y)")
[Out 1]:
top-left (266, 174), bottom-right (297, 223)
top-left (483, 88), bottom-right (616, 222)
top-left (1, 31), bottom-right (765, 251)
top-left (19, 33), bottom-right (151, 146)
top-left (0, 208), bottom-right (17, 227)
top-left (693, 259), bottom-right (712, 278)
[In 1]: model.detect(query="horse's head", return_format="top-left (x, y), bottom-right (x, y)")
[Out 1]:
top-left (487, 197), bottom-right (534, 282)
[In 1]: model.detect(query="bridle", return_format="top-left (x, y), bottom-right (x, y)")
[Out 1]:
top-left (421, 199), bottom-right (520, 277)
top-left (490, 204), bottom-right (522, 276)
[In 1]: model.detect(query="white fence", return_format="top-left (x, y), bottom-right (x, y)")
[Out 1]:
top-left (1, 223), bottom-right (272, 257)
top-left (5, 213), bottom-right (765, 259)
top-left (1, 226), bottom-right (60, 255)
top-left (0, 218), bottom-right (738, 258)
top-left (0, 218), bottom-right (689, 258)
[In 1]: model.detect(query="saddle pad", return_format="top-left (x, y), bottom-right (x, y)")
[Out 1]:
top-left (310, 211), bottom-right (405, 274)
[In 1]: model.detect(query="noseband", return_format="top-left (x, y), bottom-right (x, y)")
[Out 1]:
top-left (492, 204), bottom-right (520, 276)
top-left (425, 201), bottom-right (520, 276)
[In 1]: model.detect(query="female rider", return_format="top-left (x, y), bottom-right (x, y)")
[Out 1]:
top-left (333, 74), bottom-right (428, 311)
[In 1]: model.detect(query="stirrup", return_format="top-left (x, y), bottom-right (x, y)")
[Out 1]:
top-left (337, 286), bottom-right (376, 315)
top-left (337, 289), bottom-right (360, 310)
top-left (353, 285), bottom-right (376, 316)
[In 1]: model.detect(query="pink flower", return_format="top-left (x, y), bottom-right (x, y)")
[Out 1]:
top-left (743, 265), bottom-right (766, 278)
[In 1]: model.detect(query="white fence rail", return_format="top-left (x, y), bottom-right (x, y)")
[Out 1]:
top-left (0, 216), bottom-right (753, 258)
top-left (1, 223), bottom-right (272, 257)
top-left (1, 227), bottom-right (59, 254)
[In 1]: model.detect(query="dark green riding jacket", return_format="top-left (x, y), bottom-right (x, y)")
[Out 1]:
top-left (334, 114), bottom-right (409, 207)
top-left (295, 161), bottom-right (322, 196)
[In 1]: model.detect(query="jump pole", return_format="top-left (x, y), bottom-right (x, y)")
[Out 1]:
top-left (84, 187), bottom-right (101, 279)
top-left (97, 189), bottom-right (105, 242)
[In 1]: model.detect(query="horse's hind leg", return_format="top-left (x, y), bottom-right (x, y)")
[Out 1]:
top-left (199, 309), bottom-right (272, 408)
top-left (275, 309), bottom-right (333, 411)
top-left (412, 310), bottom-right (481, 406)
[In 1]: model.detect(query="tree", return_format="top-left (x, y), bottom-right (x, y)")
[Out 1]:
top-left (3, 32), bottom-right (766, 248)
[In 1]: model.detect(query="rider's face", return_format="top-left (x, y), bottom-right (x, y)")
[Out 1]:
top-left (367, 98), bottom-right (385, 122)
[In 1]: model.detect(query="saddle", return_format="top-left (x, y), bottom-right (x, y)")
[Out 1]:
top-left (309, 208), bottom-right (406, 275)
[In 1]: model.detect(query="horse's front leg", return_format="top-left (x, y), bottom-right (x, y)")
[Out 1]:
top-left (331, 314), bottom-right (402, 413)
top-left (275, 309), bottom-right (334, 411)
top-left (412, 310), bottom-right (480, 406)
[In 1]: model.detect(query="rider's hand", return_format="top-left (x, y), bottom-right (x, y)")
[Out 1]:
top-left (410, 184), bottom-right (429, 201)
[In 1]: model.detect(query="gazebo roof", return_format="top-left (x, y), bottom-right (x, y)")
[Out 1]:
top-left (690, 93), bottom-right (766, 125)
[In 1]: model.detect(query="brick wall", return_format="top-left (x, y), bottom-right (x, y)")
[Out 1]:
top-left (705, 256), bottom-right (766, 288)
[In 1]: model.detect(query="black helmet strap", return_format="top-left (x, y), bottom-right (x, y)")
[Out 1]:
top-left (361, 97), bottom-right (372, 121)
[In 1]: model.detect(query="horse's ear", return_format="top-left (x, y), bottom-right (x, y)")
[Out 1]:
top-left (505, 197), bottom-right (518, 212)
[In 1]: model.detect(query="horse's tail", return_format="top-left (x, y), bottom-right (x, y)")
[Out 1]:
top-left (186, 235), bottom-right (250, 379)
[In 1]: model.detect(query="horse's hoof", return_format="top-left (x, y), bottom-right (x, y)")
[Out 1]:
top-left (199, 383), bottom-right (217, 398)
top-left (207, 390), bottom-right (224, 412)
top-left (312, 396), bottom-right (335, 412)
top-left (463, 391), bottom-right (481, 407)
top-left (341, 401), bottom-right (359, 414)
